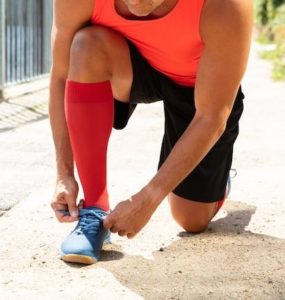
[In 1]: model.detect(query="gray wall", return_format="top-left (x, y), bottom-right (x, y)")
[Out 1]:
top-left (0, 0), bottom-right (53, 97)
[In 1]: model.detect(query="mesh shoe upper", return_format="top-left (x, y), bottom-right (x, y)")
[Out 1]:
top-left (60, 206), bottom-right (110, 260)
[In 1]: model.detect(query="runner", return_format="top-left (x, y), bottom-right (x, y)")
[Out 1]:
top-left (50, 0), bottom-right (253, 264)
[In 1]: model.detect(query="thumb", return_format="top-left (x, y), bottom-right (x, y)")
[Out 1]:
top-left (67, 199), bottom-right (79, 218)
top-left (103, 213), bottom-right (114, 229)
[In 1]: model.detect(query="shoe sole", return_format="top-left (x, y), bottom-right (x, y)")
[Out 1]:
top-left (61, 254), bottom-right (97, 265)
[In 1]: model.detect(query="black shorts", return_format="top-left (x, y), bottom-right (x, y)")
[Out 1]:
top-left (113, 41), bottom-right (245, 203)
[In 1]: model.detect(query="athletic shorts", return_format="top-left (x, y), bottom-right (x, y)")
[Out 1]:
top-left (113, 41), bottom-right (245, 203)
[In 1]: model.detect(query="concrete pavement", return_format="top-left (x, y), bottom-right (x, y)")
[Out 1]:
top-left (0, 43), bottom-right (284, 299)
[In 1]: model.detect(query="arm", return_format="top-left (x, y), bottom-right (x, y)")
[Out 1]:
top-left (145, 0), bottom-right (253, 203)
top-left (103, 0), bottom-right (253, 237)
top-left (49, 0), bottom-right (94, 222)
top-left (49, 0), bottom-right (94, 178)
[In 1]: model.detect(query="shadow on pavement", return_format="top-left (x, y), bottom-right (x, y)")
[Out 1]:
top-left (60, 244), bottom-right (125, 269)
top-left (0, 101), bottom-right (48, 133)
top-left (100, 201), bottom-right (285, 299)
top-left (179, 201), bottom-right (256, 238)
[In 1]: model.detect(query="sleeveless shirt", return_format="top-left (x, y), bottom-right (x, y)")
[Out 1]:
top-left (90, 0), bottom-right (205, 87)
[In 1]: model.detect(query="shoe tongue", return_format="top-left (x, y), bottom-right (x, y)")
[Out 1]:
top-left (82, 206), bottom-right (106, 212)
top-left (79, 207), bottom-right (106, 219)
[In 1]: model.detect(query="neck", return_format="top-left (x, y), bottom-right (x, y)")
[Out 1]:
top-left (115, 0), bottom-right (179, 20)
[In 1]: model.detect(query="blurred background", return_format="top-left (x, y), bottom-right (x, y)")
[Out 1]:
top-left (0, 0), bottom-right (284, 101)
top-left (255, 0), bottom-right (285, 80)
top-left (0, 0), bottom-right (52, 100)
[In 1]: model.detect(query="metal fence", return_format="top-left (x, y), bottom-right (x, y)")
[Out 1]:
top-left (0, 0), bottom-right (52, 98)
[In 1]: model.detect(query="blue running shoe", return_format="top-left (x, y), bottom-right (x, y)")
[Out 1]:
top-left (226, 168), bottom-right (238, 198)
top-left (59, 206), bottom-right (110, 264)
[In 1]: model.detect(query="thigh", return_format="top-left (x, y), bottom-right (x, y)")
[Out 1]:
top-left (158, 83), bottom-right (245, 203)
top-left (113, 40), bottom-right (164, 129)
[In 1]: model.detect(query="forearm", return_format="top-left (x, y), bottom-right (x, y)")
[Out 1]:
top-left (49, 75), bottom-right (74, 178)
top-left (144, 114), bottom-right (227, 205)
top-left (143, 0), bottom-right (253, 206)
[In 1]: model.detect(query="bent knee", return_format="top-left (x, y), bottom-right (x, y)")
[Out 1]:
top-left (71, 25), bottom-right (125, 58)
top-left (173, 211), bottom-right (211, 233)
top-left (180, 219), bottom-right (210, 234)
top-left (169, 193), bottom-right (216, 234)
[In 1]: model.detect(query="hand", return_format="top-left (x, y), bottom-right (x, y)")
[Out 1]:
top-left (103, 189), bottom-right (159, 239)
top-left (50, 175), bottom-right (80, 223)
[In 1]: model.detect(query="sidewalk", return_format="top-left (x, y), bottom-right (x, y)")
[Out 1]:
top-left (0, 43), bottom-right (284, 300)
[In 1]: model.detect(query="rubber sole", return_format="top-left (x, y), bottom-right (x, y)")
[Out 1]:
top-left (60, 240), bottom-right (112, 265)
top-left (61, 254), bottom-right (97, 265)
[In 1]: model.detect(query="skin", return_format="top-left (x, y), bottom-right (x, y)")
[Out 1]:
top-left (120, 0), bottom-right (169, 17)
top-left (50, 0), bottom-right (253, 236)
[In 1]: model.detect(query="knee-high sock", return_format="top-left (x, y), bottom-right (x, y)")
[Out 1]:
top-left (64, 80), bottom-right (114, 211)
top-left (214, 188), bottom-right (227, 216)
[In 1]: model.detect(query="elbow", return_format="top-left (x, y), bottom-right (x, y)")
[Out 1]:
top-left (210, 120), bottom-right (227, 142)
top-left (195, 112), bottom-right (228, 138)
top-left (216, 119), bottom-right (227, 137)
top-left (195, 103), bottom-right (232, 134)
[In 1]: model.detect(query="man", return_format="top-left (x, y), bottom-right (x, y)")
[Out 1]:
top-left (50, 0), bottom-right (253, 264)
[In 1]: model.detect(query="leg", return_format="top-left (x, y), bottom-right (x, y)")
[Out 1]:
top-left (61, 26), bottom-right (135, 264)
top-left (68, 25), bottom-right (133, 102)
top-left (168, 192), bottom-right (224, 233)
top-left (157, 83), bottom-right (244, 233)
top-left (65, 25), bottom-right (133, 210)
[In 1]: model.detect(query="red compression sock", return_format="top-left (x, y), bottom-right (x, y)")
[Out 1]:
top-left (216, 199), bottom-right (225, 213)
top-left (214, 188), bottom-right (227, 216)
top-left (212, 199), bottom-right (225, 218)
top-left (64, 80), bottom-right (114, 211)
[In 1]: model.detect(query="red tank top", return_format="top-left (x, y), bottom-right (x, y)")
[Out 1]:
top-left (90, 0), bottom-right (205, 87)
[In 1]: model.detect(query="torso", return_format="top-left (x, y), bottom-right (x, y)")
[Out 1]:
top-left (90, 0), bottom-right (205, 87)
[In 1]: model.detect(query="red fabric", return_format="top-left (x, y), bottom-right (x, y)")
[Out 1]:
top-left (216, 199), bottom-right (225, 213)
top-left (214, 188), bottom-right (227, 216)
top-left (90, 0), bottom-right (205, 87)
top-left (64, 80), bottom-right (114, 211)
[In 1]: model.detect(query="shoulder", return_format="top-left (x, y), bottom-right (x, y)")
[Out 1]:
top-left (201, 0), bottom-right (252, 19)
top-left (200, 0), bottom-right (253, 43)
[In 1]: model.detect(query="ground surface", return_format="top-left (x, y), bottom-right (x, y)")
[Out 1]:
top-left (0, 43), bottom-right (284, 299)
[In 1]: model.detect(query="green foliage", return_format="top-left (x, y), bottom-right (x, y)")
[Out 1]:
top-left (256, 0), bottom-right (285, 25)
top-left (256, 1), bottom-right (285, 81)
top-left (265, 44), bottom-right (285, 80)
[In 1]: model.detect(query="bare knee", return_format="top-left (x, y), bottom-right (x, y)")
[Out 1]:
top-left (68, 26), bottom-right (132, 98)
top-left (71, 26), bottom-right (122, 55)
top-left (176, 212), bottom-right (210, 234)
top-left (169, 193), bottom-right (216, 234)
top-left (69, 26), bottom-right (116, 78)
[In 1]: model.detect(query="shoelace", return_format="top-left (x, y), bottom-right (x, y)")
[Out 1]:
top-left (57, 208), bottom-right (106, 234)
top-left (74, 209), bottom-right (106, 234)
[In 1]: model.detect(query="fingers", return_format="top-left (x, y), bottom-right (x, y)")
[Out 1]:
top-left (118, 230), bottom-right (128, 237)
top-left (104, 214), bottom-right (122, 233)
top-left (50, 201), bottom-right (78, 223)
top-left (67, 201), bottom-right (79, 218)
top-left (103, 213), bottom-right (114, 230)
top-left (104, 214), bottom-right (136, 238)
top-left (104, 213), bottom-right (120, 233)
top-left (55, 211), bottom-right (77, 223)
top-left (117, 230), bottom-right (136, 238)
top-left (113, 227), bottom-right (135, 238)
top-left (110, 226), bottom-right (119, 234)
top-left (127, 233), bottom-right (136, 239)
top-left (51, 176), bottom-right (80, 223)
top-left (51, 199), bottom-right (85, 223)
